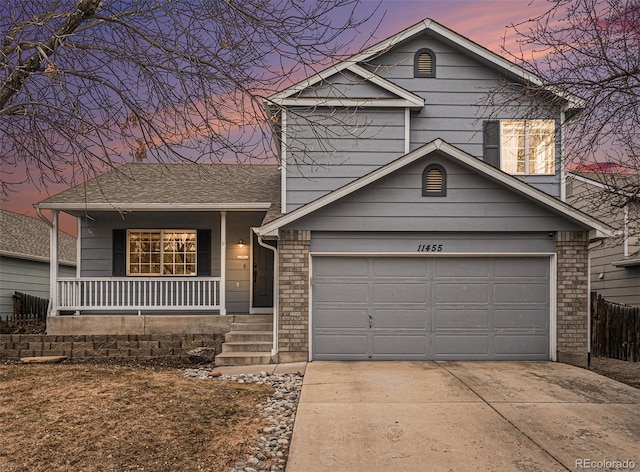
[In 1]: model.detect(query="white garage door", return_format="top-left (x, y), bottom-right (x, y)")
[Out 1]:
top-left (311, 256), bottom-right (550, 360)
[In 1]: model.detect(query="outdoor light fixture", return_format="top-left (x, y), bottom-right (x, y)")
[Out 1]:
top-left (237, 239), bottom-right (246, 248)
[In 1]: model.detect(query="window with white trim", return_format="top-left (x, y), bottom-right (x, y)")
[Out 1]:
top-left (500, 120), bottom-right (555, 175)
top-left (127, 230), bottom-right (197, 276)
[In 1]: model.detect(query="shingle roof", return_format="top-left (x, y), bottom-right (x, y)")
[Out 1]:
top-left (0, 210), bottom-right (77, 265)
top-left (37, 163), bottom-right (282, 223)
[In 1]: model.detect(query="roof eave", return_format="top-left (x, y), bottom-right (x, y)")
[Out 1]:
top-left (0, 250), bottom-right (76, 266)
top-left (35, 202), bottom-right (273, 212)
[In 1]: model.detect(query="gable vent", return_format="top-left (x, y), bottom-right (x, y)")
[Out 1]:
top-left (418, 53), bottom-right (433, 74)
top-left (425, 169), bottom-right (442, 191)
top-left (414, 48), bottom-right (436, 78)
top-left (422, 164), bottom-right (446, 196)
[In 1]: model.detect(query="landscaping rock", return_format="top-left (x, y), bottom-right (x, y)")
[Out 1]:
top-left (187, 347), bottom-right (216, 364)
top-left (20, 356), bottom-right (67, 364)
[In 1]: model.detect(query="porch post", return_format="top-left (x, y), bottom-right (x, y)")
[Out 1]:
top-left (49, 210), bottom-right (59, 316)
top-left (220, 211), bottom-right (227, 315)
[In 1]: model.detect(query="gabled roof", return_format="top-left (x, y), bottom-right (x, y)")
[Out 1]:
top-left (257, 139), bottom-right (612, 239)
top-left (0, 210), bottom-right (76, 265)
top-left (268, 18), bottom-right (584, 112)
top-left (269, 64), bottom-right (424, 108)
top-left (36, 163), bottom-right (282, 223)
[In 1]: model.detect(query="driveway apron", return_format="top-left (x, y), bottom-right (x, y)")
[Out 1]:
top-left (286, 361), bottom-right (640, 472)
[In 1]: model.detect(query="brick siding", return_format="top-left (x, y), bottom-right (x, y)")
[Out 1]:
top-left (556, 230), bottom-right (590, 366)
top-left (277, 230), bottom-right (311, 362)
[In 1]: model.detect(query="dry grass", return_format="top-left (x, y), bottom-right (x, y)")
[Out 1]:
top-left (589, 356), bottom-right (640, 390)
top-left (0, 363), bottom-right (273, 472)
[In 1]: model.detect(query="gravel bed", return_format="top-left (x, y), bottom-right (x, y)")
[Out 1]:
top-left (182, 368), bottom-right (303, 472)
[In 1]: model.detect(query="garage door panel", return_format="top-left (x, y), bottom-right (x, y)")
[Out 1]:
top-left (494, 309), bottom-right (548, 329)
top-left (435, 259), bottom-right (490, 277)
top-left (435, 283), bottom-right (489, 303)
top-left (373, 283), bottom-right (428, 303)
top-left (435, 335), bottom-right (489, 356)
top-left (314, 282), bottom-right (369, 303)
top-left (373, 258), bottom-right (428, 277)
top-left (494, 335), bottom-right (548, 356)
top-left (372, 335), bottom-right (428, 355)
top-left (434, 309), bottom-right (489, 329)
top-left (315, 257), bottom-right (368, 276)
top-left (494, 258), bottom-right (548, 277)
top-left (314, 309), bottom-right (369, 329)
top-left (374, 309), bottom-right (430, 329)
top-left (494, 283), bottom-right (548, 304)
top-left (314, 334), bottom-right (368, 357)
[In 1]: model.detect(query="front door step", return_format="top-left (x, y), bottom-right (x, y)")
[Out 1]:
top-left (214, 351), bottom-right (273, 366)
top-left (215, 316), bottom-right (274, 366)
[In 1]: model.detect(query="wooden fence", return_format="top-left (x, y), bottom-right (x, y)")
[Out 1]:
top-left (11, 291), bottom-right (49, 326)
top-left (591, 292), bottom-right (640, 362)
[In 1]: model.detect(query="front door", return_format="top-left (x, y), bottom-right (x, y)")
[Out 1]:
top-left (252, 234), bottom-right (275, 308)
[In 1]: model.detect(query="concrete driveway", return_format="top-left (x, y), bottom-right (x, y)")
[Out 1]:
top-left (286, 361), bottom-right (640, 472)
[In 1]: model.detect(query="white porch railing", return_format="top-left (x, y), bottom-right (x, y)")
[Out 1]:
top-left (55, 277), bottom-right (221, 313)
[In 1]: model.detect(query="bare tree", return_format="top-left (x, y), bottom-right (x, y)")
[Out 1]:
top-left (0, 0), bottom-right (379, 198)
top-left (487, 0), bottom-right (639, 242)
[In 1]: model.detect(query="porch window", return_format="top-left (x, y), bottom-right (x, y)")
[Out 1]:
top-left (127, 230), bottom-right (197, 276)
top-left (500, 120), bottom-right (555, 175)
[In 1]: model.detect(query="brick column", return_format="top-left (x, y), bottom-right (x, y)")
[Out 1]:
top-left (556, 231), bottom-right (589, 367)
top-left (277, 229), bottom-right (311, 362)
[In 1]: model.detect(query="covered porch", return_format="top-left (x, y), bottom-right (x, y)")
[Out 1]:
top-left (34, 162), bottom-right (281, 325)
top-left (40, 207), bottom-right (277, 317)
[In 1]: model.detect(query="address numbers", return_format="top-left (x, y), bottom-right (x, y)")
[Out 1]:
top-left (417, 244), bottom-right (443, 252)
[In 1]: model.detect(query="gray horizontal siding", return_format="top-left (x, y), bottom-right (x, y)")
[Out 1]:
top-left (568, 179), bottom-right (639, 305)
top-left (590, 242), bottom-right (640, 306)
top-left (0, 256), bottom-right (75, 319)
top-left (286, 108), bottom-right (405, 211)
top-left (80, 212), bottom-right (222, 278)
top-left (285, 153), bottom-right (584, 233)
top-left (284, 32), bottom-right (564, 210)
top-left (297, 69), bottom-right (397, 99)
top-left (311, 232), bottom-right (556, 254)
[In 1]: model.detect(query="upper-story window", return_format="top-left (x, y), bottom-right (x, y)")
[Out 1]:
top-left (484, 120), bottom-right (555, 175)
top-left (414, 48), bottom-right (436, 78)
top-left (422, 164), bottom-right (446, 196)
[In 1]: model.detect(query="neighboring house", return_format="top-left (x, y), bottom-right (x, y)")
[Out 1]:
top-left (0, 210), bottom-right (76, 319)
top-left (37, 18), bottom-right (611, 367)
top-left (567, 169), bottom-right (639, 305)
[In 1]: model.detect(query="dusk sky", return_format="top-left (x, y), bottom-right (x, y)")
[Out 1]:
top-left (1, 0), bottom-right (554, 235)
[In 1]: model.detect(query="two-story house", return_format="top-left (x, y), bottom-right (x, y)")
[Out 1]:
top-left (36, 19), bottom-right (610, 367)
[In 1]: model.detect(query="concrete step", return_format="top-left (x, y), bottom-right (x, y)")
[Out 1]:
top-left (230, 322), bottom-right (273, 332)
top-left (232, 314), bottom-right (273, 323)
top-left (215, 351), bottom-right (272, 366)
top-left (224, 331), bottom-right (272, 343)
top-left (222, 341), bottom-right (273, 353)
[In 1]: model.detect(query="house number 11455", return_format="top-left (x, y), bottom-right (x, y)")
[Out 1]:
top-left (417, 244), bottom-right (443, 252)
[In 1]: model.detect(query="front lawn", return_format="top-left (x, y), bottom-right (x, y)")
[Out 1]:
top-left (0, 364), bottom-right (273, 472)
